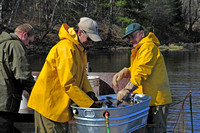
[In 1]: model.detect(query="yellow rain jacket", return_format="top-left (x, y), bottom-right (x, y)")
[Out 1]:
top-left (27, 23), bottom-right (94, 122)
top-left (129, 32), bottom-right (172, 106)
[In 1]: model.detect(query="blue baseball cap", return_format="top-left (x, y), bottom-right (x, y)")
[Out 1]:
top-left (122, 23), bottom-right (143, 39)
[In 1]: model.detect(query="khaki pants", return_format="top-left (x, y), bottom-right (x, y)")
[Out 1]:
top-left (34, 111), bottom-right (69, 133)
top-left (146, 104), bottom-right (169, 133)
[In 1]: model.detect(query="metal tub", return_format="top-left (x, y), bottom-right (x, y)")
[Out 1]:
top-left (71, 94), bottom-right (151, 133)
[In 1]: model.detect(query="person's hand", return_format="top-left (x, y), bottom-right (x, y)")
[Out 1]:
top-left (112, 67), bottom-right (130, 87)
top-left (117, 81), bottom-right (138, 104)
top-left (117, 89), bottom-right (131, 103)
top-left (112, 73), bottom-right (123, 87)
top-left (90, 101), bottom-right (103, 108)
top-left (87, 91), bottom-right (98, 101)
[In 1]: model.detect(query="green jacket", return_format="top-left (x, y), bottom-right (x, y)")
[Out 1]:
top-left (0, 31), bottom-right (35, 113)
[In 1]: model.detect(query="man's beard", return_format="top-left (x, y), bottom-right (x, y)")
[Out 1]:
top-left (82, 42), bottom-right (94, 50)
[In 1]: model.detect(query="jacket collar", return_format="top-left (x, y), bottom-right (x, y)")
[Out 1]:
top-left (58, 23), bottom-right (85, 52)
top-left (130, 32), bottom-right (160, 64)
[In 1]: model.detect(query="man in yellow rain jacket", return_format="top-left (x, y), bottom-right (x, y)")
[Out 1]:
top-left (28, 17), bottom-right (102, 133)
top-left (112, 23), bottom-right (172, 133)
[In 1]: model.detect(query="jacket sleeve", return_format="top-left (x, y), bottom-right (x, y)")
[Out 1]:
top-left (56, 44), bottom-right (94, 108)
top-left (11, 42), bottom-right (35, 93)
top-left (130, 44), bottom-right (158, 87)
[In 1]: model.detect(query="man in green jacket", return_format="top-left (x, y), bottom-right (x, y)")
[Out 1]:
top-left (0, 24), bottom-right (35, 133)
top-left (112, 23), bottom-right (172, 133)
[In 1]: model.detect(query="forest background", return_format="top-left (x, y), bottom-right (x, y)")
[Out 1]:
top-left (0, 0), bottom-right (200, 54)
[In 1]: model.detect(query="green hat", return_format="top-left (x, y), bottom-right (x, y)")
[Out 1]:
top-left (122, 23), bottom-right (143, 39)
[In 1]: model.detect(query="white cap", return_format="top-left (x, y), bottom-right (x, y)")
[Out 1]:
top-left (78, 17), bottom-right (102, 42)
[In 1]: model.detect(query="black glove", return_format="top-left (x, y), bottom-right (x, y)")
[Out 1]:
top-left (87, 91), bottom-right (98, 101)
top-left (90, 101), bottom-right (103, 108)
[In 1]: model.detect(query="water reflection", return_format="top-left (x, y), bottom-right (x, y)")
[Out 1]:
top-left (87, 49), bottom-right (131, 72)
top-left (28, 54), bottom-right (47, 71)
top-left (164, 51), bottom-right (200, 133)
top-left (28, 50), bottom-right (200, 132)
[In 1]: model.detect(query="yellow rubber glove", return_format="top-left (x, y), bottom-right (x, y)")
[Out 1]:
top-left (112, 67), bottom-right (130, 87)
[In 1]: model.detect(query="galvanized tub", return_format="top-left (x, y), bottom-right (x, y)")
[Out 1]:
top-left (71, 94), bottom-right (151, 133)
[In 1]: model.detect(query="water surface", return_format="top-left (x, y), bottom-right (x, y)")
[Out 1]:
top-left (28, 50), bottom-right (200, 132)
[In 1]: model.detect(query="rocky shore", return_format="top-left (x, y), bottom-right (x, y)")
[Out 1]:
top-left (27, 42), bottom-right (200, 56)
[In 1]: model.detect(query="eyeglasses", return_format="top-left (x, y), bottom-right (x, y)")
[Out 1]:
top-left (81, 29), bottom-right (92, 41)
top-left (128, 30), bottom-right (140, 40)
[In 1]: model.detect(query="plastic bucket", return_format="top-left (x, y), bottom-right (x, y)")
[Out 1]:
top-left (87, 76), bottom-right (100, 98)
top-left (18, 76), bottom-right (37, 114)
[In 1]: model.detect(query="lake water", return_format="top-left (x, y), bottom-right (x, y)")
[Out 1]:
top-left (28, 49), bottom-right (200, 133)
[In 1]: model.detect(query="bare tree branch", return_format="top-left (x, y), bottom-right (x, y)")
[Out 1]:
top-left (50, 0), bottom-right (59, 23)
top-left (7, 0), bottom-right (20, 29)
top-left (40, 0), bottom-right (68, 41)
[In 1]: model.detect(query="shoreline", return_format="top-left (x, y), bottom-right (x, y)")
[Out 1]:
top-left (27, 43), bottom-right (200, 56)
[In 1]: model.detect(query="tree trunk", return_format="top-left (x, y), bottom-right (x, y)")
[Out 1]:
top-left (7, 0), bottom-right (20, 29)
top-left (50, 0), bottom-right (59, 23)
top-left (40, 0), bottom-right (68, 41)
top-left (185, 0), bottom-right (199, 33)
top-left (106, 0), bottom-right (113, 41)
top-left (0, 0), bottom-right (3, 24)
top-left (85, 0), bottom-right (88, 16)
top-left (188, 0), bottom-right (192, 33)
